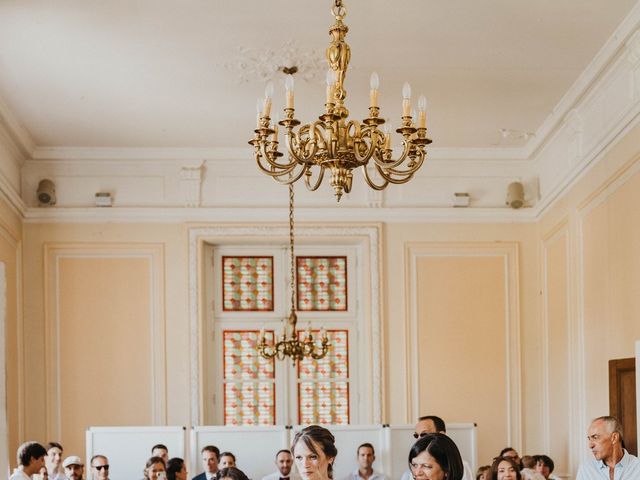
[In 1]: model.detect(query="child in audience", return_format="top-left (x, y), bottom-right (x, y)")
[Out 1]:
top-left (475, 465), bottom-right (491, 480)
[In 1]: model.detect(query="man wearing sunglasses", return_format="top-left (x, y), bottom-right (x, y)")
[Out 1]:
top-left (401, 416), bottom-right (473, 480)
top-left (90, 455), bottom-right (110, 480)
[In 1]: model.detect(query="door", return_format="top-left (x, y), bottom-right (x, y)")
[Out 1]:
top-left (609, 357), bottom-right (637, 455)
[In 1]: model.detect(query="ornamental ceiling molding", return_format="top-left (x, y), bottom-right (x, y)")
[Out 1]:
top-left (220, 41), bottom-right (326, 84)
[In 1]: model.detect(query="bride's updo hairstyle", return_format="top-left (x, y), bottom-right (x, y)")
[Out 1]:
top-left (291, 425), bottom-right (338, 478)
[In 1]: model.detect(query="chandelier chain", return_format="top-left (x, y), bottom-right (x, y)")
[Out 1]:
top-left (288, 183), bottom-right (296, 314)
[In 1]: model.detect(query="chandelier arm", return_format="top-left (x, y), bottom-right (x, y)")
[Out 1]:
top-left (372, 141), bottom-right (412, 170)
top-left (362, 164), bottom-right (389, 191)
top-left (303, 165), bottom-right (326, 191)
top-left (285, 127), bottom-right (320, 164)
top-left (348, 121), bottom-right (377, 165)
top-left (255, 152), bottom-right (297, 178)
top-left (383, 151), bottom-right (426, 176)
top-left (270, 164), bottom-right (310, 185)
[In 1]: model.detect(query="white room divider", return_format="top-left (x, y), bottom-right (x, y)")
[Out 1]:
top-left (86, 423), bottom-right (477, 480)
top-left (86, 426), bottom-right (187, 480)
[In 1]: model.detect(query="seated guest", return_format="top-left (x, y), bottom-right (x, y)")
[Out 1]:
top-left (408, 433), bottom-right (464, 480)
top-left (193, 445), bottom-right (220, 480)
top-left (11, 441), bottom-right (47, 480)
top-left (38, 466), bottom-right (49, 479)
top-left (45, 442), bottom-right (65, 480)
top-left (532, 455), bottom-right (554, 480)
top-left (519, 457), bottom-right (543, 480)
top-left (152, 444), bottom-right (170, 464)
top-left (261, 449), bottom-right (294, 480)
top-left (217, 467), bottom-right (250, 480)
top-left (167, 457), bottom-right (188, 480)
top-left (344, 443), bottom-right (387, 480)
top-left (90, 455), bottom-right (110, 480)
top-left (220, 452), bottom-right (237, 469)
top-left (63, 455), bottom-right (84, 480)
top-left (498, 449), bottom-right (522, 470)
top-left (492, 456), bottom-right (521, 480)
top-left (144, 456), bottom-right (167, 480)
top-left (401, 416), bottom-right (473, 480)
top-left (475, 466), bottom-right (491, 480)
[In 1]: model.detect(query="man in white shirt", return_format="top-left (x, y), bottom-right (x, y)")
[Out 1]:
top-left (343, 443), bottom-right (387, 480)
top-left (262, 450), bottom-right (294, 480)
top-left (400, 416), bottom-right (473, 480)
top-left (576, 415), bottom-right (639, 480)
top-left (11, 442), bottom-right (47, 480)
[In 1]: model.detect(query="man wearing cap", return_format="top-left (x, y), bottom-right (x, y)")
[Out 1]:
top-left (63, 456), bottom-right (84, 480)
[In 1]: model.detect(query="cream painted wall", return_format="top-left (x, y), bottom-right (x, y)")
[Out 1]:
top-left (21, 224), bottom-right (189, 454)
top-left (417, 255), bottom-right (508, 465)
top-left (56, 257), bottom-right (152, 455)
top-left (384, 223), bottom-right (541, 466)
top-left (539, 122), bottom-right (640, 474)
top-left (0, 198), bottom-right (23, 464)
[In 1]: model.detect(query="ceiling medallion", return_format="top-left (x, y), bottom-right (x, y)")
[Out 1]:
top-left (223, 41), bottom-right (325, 84)
top-left (249, 0), bottom-right (432, 201)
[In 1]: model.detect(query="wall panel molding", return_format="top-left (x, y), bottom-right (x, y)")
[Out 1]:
top-left (43, 243), bottom-right (166, 441)
top-left (404, 242), bottom-right (522, 447)
top-left (540, 220), bottom-right (572, 478)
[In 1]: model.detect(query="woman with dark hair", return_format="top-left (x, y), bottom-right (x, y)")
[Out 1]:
top-left (491, 456), bottom-right (521, 480)
top-left (167, 457), bottom-right (188, 480)
top-left (143, 456), bottom-right (167, 480)
top-left (216, 467), bottom-right (250, 480)
top-left (408, 433), bottom-right (464, 480)
top-left (291, 425), bottom-right (338, 480)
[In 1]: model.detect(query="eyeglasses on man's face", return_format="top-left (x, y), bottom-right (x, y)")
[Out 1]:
top-left (413, 431), bottom-right (429, 439)
top-left (92, 465), bottom-right (109, 471)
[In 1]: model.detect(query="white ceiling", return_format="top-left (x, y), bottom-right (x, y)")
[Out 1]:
top-left (0, 0), bottom-right (638, 151)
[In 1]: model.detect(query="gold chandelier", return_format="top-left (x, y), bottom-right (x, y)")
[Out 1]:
top-left (258, 184), bottom-right (331, 362)
top-left (249, 0), bottom-right (432, 201)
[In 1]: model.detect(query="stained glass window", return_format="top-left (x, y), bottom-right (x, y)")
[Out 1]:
top-left (297, 330), bottom-right (350, 424)
top-left (297, 256), bottom-right (347, 311)
top-left (223, 330), bottom-right (275, 425)
top-left (223, 256), bottom-right (274, 311)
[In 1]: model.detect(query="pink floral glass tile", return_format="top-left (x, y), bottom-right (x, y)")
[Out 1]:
top-left (223, 256), bottom-right (273, 311)
top-left (296, 256), bottom-right (347, 311)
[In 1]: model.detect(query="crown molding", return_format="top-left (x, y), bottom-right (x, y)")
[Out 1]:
top-left (30, 145), bottom-right (527, 162)
top-left (523, 0), bottom-right (640, 159)
top-left (0, 96), bottom-right (34, 161)
top-left (22, 205), bottom-right (538, 224)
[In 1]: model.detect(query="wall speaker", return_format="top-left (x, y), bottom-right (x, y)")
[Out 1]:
top-left (506, 181), bottom-right (524, 209)
top-left (37, 179), bottom-right (56, 206)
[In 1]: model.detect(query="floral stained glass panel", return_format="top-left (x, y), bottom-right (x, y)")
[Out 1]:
top-left (298, 330), bottom-right (349, 424)
top-left (223, 256), bottom-right (273, 311)
top-left (223, 330), bottom-right (275, 425)
top-left (297, 256), bottom-right (347, 311)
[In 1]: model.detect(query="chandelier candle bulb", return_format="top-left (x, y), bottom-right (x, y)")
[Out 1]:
top-left (285, 74), bottom-right (295, 109)
top-left (256, 98), bottom-right (262, 127)
top-left (402, 82), bottom-right (412, 116)
top-left (263, 81), bottom-right (274, 117)
top-left (369, 72), bottom-right (379, 108)
top-left (325, 69), bottom-right (335, 104)
top-left (418, 95), bottom-right (427, 129)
